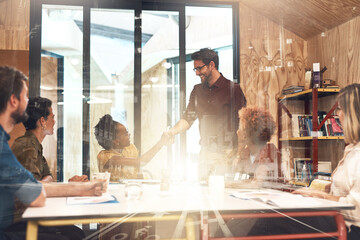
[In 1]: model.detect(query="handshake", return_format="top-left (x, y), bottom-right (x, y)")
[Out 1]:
top-left (160, 131), bottom-right (175, 145)
top-left (159, 120), bottom-right (190, 146)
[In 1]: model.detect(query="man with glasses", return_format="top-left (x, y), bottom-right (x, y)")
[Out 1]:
top-left (165, 48), bottom-right (246, 181)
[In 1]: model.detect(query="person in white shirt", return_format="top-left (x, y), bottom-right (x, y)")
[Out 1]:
top-left (294, 83), bottom-right (360, 239)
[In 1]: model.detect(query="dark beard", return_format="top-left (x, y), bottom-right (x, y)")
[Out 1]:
top-left (11, 108), bottom-right (29, 124)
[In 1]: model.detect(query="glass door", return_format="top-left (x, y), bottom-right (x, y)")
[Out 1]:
top-left (185, 6), bottom-right (234, 181)
top-left (41, 5), bottom-right (84, 181)
top-left (35, 1), bottom-right (237, 182)
top-left (89, 8), bottom-right (135, 179)
top-left (39, 3), bottom-right (137, 181)
top-left (140, 10), bottom-right (180, 180)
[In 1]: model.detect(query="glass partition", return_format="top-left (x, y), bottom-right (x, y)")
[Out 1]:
top-left (141, 10), bottom-right (179, 179)
top-left (41, 5), bottom-right (84, 181)
top-left (89, 8), bottom-right (135, 179)
top-left (38, 2), bottom-right (236, 183)
top-left (184, 6), bottom-right (234, 180)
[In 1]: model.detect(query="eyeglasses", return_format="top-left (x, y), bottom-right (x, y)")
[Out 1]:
top-left (193, 64), bottom-right (206, 72)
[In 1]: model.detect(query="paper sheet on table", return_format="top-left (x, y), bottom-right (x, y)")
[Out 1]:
top-left (67, 193), bottom-right (117, 205)
top-left (230, 190), bottom-right (324, 208)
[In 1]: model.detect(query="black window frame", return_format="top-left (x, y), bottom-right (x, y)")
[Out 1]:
top-left (29, 0), bottom-right (240, 179)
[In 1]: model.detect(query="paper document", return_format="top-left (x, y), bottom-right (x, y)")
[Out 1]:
top-left (118, 179), bottom-right (160, 184)
top-left (230, 190), bottom-right (324, 208)
top-left (67, 193), bottom-right (117, 205)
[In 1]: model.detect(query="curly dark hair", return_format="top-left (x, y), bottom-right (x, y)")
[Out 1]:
top-left (238, 107), bottom-right (276, 145)
top-left (191, 48), bottom-right (219, 70)
top-left (0, 66), bottom-right (28, 114)
top-left (23, 97), bottom-right (52, 130)
top-left (94, 114), bottom-right (117, 150)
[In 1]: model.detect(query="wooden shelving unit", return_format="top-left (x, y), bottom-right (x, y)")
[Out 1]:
top-left (277, 88), bottom-right (343, 180)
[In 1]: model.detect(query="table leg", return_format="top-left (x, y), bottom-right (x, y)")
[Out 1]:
top-left (334, 213), bottom-right (347, 240)
top-left (26, 221), bottom-right (38, 240)
top-left (185, 216), bottom-right (196, 240)
top-left (202, 211), bottom-right (208, 240)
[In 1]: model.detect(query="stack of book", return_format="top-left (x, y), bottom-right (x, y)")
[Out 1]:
top-left (291, 113), bottom-right (344, 137)
top-left (282, 86), bottom-right (304, 95)
top-left (325, 85), bottom-right (339, 89)
top-left (318, 112), bottom-right (344, 137)
top-left (291, 114), bottom-right (312, 137)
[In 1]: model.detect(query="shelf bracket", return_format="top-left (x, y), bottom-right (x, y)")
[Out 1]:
top-left (317, 102), bottom-right (338, 131)
top-left (279, 102), bottom-right (292, 118)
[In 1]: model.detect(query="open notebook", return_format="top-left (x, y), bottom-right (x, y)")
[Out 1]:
top-left (67, 193), bottom-right (118, 205)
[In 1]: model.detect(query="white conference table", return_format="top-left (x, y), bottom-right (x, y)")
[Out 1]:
top-left (23, 182), bottom-right (354, 240)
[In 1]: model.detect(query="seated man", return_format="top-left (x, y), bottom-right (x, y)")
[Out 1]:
top-left (94, 114), bottom-right (168, 181)
top-left (0, 66), bottom-right (103, 240)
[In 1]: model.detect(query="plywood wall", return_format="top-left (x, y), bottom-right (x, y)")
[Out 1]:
top-left (306, 16), bottom-right (360, 170)
top-left (0, 50), bottom-right (29, 146)
top-left (307, 15), bottom-right (360, 87)
top-left (238, 3), bottom-right (308, 143)
top-left (0, 0), bottom-right (30, 50)
top-left (0, 0), bottom-right (30, 144)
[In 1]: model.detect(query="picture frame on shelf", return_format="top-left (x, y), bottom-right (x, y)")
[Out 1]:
top-left (293, 158), bottom-right (312, 182)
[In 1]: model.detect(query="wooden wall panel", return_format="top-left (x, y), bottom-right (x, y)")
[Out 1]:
top-left (0, 0), bottom-right (30, 50)
top-left (306, 15), bottom-right (360, 171)
top-left (239, 3), bottom-right (308, 144)
top-left (307, 15), bottom-right (360, 87)
top-left (0, 50), bottom-right (29, 146)
top-left (0, 50), bottom-right (29, 75)
top-left (239, 0), bottom-right (360, 39)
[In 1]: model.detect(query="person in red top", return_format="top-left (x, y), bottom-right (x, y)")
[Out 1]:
top-left (165, 48), bottom-right (246, 181)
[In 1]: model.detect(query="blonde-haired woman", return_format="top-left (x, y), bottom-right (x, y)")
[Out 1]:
top-left (294, 83), bottom-right (360, 239)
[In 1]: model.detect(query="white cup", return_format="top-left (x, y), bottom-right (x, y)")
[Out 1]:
top-left (124, 180), bottom-right (143, 200)
top-left (93, 172), bottom-right (111, 193)
top-left (208, 175), bottom-right (225, 193)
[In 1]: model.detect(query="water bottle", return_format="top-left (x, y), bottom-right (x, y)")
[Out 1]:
top-left (301, 164), bottom-right (308, 182)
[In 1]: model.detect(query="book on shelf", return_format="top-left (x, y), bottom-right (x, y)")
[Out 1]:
top-left (289, 113), bottom-right (343, 138)
top-left (297, 115), bottom-right (312, 137)
top-left (304, 116), bottom-right (312, 136)
top-left (282, 86), bottom-right (304, 95)
top-left (330, 116), bottom-right (343, 136)
top-left (322, 114), bottom-right (344, 136)
top-left (291, 114), bottom-right (301, 137)
top-left (318, 111), bottom-right (327, 137)
top-left (293, 158), bottom-right (312, 182)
